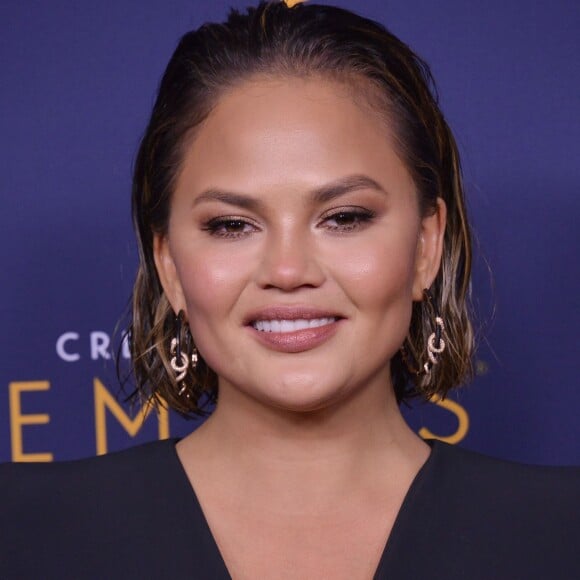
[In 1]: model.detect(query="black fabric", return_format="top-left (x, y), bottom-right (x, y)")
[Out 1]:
top-left (1, 438), bottom-right (579, 579)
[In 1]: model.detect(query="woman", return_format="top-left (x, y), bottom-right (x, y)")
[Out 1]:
top-left (1, 2), bottom-right (578, 579)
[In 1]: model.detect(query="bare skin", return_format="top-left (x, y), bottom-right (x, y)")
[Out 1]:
top-left (155, 75), bottom-right (446, 579)
top-left (176, 383), bottom-right (430, 579)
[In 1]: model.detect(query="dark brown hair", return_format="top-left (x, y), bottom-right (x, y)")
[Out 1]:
top-left (129, 1), bottom-right (474, 416)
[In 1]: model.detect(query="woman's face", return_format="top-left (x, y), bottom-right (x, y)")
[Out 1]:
top-left (155, 76), bottom-right (444, 412)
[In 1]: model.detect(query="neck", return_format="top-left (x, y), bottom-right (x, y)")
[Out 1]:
top-left (177, 374), bottom-right (430, 509)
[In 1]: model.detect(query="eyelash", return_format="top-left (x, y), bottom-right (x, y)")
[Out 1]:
top-left (202, 208), bottom-right (376, 239)
top-left (321, 208), bottom-right (376, 232)
top-left (201, 218), bottom-right (255, 239)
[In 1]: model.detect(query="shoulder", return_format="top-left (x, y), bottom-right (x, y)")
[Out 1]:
top-left (399, 440), bottom-right (580, 578)
top-left (0, 438), bottom-right (184, 527)
top-left (381, 441), bottom-right (580, 579)
top-left (0, 440), bottom-right (181, 543)
top-left (429, 440), bottom-right (580, 510)
top-left (0, 438), bottom-right (201, 577)
top-left (0, 437), bottom-right (181, 504)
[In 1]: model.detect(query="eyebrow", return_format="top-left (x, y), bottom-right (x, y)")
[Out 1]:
top-left (192, 174), bottom-right (388, 210)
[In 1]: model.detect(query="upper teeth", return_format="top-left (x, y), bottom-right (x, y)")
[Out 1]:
top-left (252, 318), bottom-right (336, 333)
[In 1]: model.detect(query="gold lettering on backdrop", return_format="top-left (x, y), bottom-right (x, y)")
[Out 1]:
top-left (94, 378), bottom-right (169, 455)
top-left (9, 381), bottom-right (54, 462)
top-left (419, 394), bottom-right (470, 444)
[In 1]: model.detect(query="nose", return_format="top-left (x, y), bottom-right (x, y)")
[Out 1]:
top-left (255, 228), bottom-right (325, 291)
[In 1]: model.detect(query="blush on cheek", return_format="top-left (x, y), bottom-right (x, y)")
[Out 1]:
top-left (180, 275), bottom-right (230, 319)
top-left (347, 245), bottom-right (416, 356)
top-left (341, 242), bottom-right (416, 299)
top-left (174, 252), bottom-right (246, 355)
top-left (175, 248), bottom-right (244, 305)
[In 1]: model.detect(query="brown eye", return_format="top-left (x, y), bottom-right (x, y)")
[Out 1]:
top-left (222, 220), bottom-right (246, 232)
top-left (203, 217), bottom-right (258, 239)
top-left (333, 212), bottom-right (358, 226)
top-left (321, 208), bottom-right (376, 232)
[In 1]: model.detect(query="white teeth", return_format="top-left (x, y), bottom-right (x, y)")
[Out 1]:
top-left (253, 318), bottom-right (337, 333)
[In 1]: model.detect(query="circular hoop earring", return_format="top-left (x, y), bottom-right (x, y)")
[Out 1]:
top-left (169, 310), bottom-right (198, 397)
top-left (400, 288), bottom-right (447, 384)
top-left (425, 315), bottom-right (445, 369)
top-left (170, 337), bottom-right (189, 382)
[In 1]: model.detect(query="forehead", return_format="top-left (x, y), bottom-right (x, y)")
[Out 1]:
top-left (175, 75), bottom-right (414, 200)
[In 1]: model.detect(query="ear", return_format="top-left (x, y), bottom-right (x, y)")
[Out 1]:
top-left (412, 198), bottom-right (447, 300)
top-left (153, 233), bottom-right (187, 316)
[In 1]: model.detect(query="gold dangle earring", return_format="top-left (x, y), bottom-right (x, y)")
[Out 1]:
top-left (401, 288), bottom-right (446, 385)
top-left (170, 310), bottom-right (198, 397)
top-left (424, 302), bottom-right (445, 375)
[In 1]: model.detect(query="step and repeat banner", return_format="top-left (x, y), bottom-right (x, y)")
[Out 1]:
top-left (1, 0), bottom-right (578, 465)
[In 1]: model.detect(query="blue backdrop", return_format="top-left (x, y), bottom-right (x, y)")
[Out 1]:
top-left (1, 0), bottom-right (578, 465)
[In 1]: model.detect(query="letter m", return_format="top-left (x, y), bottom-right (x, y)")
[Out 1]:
top-left (94, 378), bottom-right (169, 455)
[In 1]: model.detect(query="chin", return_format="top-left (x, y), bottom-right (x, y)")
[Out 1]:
top-left (256, 374), bottom-right (349, 414)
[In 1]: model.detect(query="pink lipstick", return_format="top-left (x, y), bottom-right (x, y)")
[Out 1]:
top-left (244, 306), bottom-right (344, 353)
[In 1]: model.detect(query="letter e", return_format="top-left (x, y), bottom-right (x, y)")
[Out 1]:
top-left (9, 381), bottom-right (53, 462)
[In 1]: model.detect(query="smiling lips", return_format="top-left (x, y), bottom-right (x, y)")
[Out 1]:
top-left (252, 317), bottom-right (337, 333)
top-left (245, 308), bottom-right (343, 353)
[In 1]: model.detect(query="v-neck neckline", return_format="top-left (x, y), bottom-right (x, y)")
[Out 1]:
top-left (167, 437), bottom-right (440, 580)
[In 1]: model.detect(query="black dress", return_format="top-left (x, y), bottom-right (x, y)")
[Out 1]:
top-left (1, 438), bottom-right (578, 579)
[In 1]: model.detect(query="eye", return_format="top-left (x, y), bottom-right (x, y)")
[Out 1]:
top-left (320, 207), bottom-right (376, 232)
top-left (202, 217), bottom-right (259, 239)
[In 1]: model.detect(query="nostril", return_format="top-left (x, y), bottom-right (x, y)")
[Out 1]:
top-left (256, 249), bottom-right (325, 291)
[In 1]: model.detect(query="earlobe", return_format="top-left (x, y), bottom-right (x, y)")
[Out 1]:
top-left (412, 198), bottom-right (447, 300)
top-left (153, 233), bottom-right (187, 315)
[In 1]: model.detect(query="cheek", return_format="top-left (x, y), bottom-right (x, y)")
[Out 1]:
top-left (332, 229), bottom-right (418, 311)
top-left (172, 245), bottom-right (248, 326)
